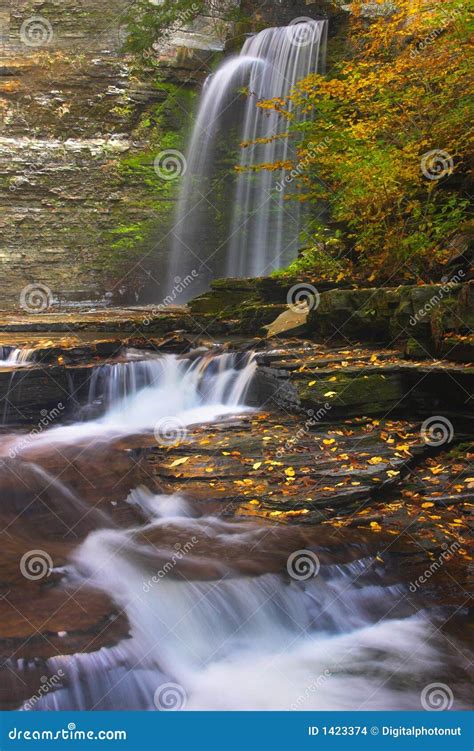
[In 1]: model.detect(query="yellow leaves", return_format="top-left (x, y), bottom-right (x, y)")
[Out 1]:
top-left (386, 470), bottom-right (400, 478)
top-left (328, 376), bottom-right (337, 382)
top-left (370, 521), bottom-right (382, 532)
top-left (368, 456), bottom-right (384, 465)
top-left (429, 465), bottom-right (444, 475)
top-left (421, 502), bottom-right (435, 508)
top-left (252, 461), bottom-right (262, 470)
top-left (168, 457), bottom-right (189, 468)
top-left (323, 438), bottom-right (336, 446)
top-left (308, 380), bottom-right (317, 387)
top-left (396, 443), bottom-right (411, 453)
top-left (324, 391), bottom-right (337, 397)
top-left (285, 467), bottom-right (296, 477)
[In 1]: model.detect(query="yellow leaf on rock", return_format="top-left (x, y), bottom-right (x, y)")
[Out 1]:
top-left (252, 462), bottom-right (262, 470)
top-left (421, 502), bottom-right (434, 508)
top-left (324, 391), bottom-right (337, 397)
top-left (368, 456), bottom-right (384, 465)
top-left (168, 457), bottom-right (190, 468)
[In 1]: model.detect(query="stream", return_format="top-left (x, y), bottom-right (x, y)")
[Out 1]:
top-left (0, 350), bottom-right (470, 711)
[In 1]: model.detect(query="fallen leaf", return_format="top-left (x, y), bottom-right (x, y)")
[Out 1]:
top-left (168, 457), bottom-right (190, 468)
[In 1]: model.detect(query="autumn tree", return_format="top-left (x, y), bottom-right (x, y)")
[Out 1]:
top-left (257, 0), bottom-right (472, 282)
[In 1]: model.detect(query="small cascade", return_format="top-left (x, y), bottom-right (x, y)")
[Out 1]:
top-left (23, 492), bottom-right (467, 711)
top-left (87, 351), bottom-right (257, 420)
top-left (0, 347), bottom-right (35, 367)
top-left (168, 19), bottom-right (327, 300)
top-left (4, 350), bottom-right (257, 452)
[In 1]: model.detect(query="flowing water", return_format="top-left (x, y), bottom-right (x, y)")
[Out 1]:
top-left (26, 490), bottom-right (467, 711)
top-left (1, 351), bottom-right (469, 710)
top-left (0, 347), bottom-right (35, 367)
top-left (168, 20), bottom-right (327, 300)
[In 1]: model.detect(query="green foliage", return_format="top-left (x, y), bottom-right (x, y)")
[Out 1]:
top-left (262, 0), bottom-right (472, 283)
top-left (108, 88), bottom-right (194, 255)
top-left (124, 0), bottom-right (206, 56)
top-left (272, 227), bottom-right (351, 280)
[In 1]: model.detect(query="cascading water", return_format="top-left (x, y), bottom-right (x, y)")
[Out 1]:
top-left (2, 350), bottom-right (470, 711)
top-left (20, 491), bottom-right (468, 711)
top-left (3, 351), bottom-right (257, 453)
top-left (0, 347), bottom-right (35, 366)
top-left (167, 20), bottom-right (327, 300)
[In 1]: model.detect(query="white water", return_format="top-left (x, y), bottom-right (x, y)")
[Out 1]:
top-left (4, 350), bottom-right (467, 711)
top-left (168, 20), bottom-right (327, 300)
top-left (0, 347), bottom-right (35, 367)
top-left (3, 351), bottom-right (256, 455)
top-left (25, 491), bottom-right (465, 711)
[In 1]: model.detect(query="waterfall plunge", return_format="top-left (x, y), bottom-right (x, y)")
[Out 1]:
top-left (168, 20), bottom-right (328, 300)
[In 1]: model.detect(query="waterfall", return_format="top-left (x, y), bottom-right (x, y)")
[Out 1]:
top-left (88, 351), bottom-right (256, 417)
top-left (168, 20), bottom-right (327, 301)
top-left (0, 347), bottom-right (35, 366)
top-left (3, 351), bottom-right (257, 453)
top-left (22, 492), bottom-right (467, 711)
